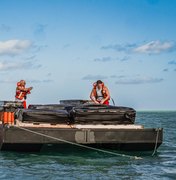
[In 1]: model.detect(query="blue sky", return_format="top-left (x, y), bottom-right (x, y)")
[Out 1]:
top-left (0, 0), bottom-right (176, 110)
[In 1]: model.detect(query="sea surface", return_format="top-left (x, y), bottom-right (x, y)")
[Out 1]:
top-left (0, 111), bottom-right (175, 180)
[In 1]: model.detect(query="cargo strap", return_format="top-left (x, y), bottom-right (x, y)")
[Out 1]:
top-left (16, 126), bottom-right (142, 160)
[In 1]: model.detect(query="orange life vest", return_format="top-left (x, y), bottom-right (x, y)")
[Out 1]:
top-left (93, 82), bottom-right (110, 100)
top-left (15, 82), bottom-right (30, 100)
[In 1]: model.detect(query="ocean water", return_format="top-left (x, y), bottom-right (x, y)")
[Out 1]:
top-left (0, 111), bottom-right (175, 180)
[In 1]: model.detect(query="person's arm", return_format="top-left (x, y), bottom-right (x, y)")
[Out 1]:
top-left (90, 89), bottom-right (99, 104)
top-left (17, 86), bottom-right (33, 92)
top-left (100, 87), bottom-right (110, 104)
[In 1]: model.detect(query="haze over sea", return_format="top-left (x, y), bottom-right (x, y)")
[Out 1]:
top-left (0, 111), bottom-right (175, 180)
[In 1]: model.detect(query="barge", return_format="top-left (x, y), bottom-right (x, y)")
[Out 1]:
top-left (0, 100), bottom-right (163, 152)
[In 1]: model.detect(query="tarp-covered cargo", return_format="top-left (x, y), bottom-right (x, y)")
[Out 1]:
top-left (60, 100), bottom-right (90, 106)
top-left (17, 102), bottom-right (136, 125)
top-left (28, 104), bottom-right (73, 111)
top-left (70, 105), bottom-right (136, 125)
top-left (20, 109), bottom-right (70, 124)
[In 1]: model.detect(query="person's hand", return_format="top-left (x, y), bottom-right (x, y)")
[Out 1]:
top-left (94, 101), bottom-right (100, 104)
top-left (26, 87), bottom-right (33, 93)
top-left (100, 100), bottom-right (105, 104)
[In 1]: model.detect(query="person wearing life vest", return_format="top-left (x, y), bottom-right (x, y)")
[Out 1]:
top-left (15, 80), bottom-right (33, 109)
top-left (90, 80), bottom-right (110, 105)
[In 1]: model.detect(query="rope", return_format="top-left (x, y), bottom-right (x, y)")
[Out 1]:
top-left (152, 128), bottom-right (160, 156)
top-left (16, 126), bottom-right (142, 160)
top-left (111, 98), bottom-right (115, 106)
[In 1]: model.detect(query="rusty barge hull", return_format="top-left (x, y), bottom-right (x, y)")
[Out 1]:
top-left (0, 123), bottom-right (163, 152)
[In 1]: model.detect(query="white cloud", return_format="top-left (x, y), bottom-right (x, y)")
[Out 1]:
top-left (110, 75), bottom-right (126, 78)
top-left (115, 76), bottom-right (163, 85)
top-left (0, 79), bottom-right (15, 83)
top-left (134, 41), bottom-right (175, 54)
top-left (82, 74), bottom-right (164, 84)
top-left (101, 43), bottom-right (136, 52)
top-left (0, 39), bottom-right (33, 56)
top-left (28, 79), bottom-right (53, 83)
top-left (101, 40), bottom-right (176, 55)
top-left (163, 68), bottom-right (168, 72)
top-left (168, 60), bottom-right (176, 65)
top-left (0, 24), bottom-right (11, 32)
top-left (0, 79), bottom-right (53, 83)
top-left (82, 74), bottom-right (108, 80)
top-left (0, 61), bottom-right (41, 71)
top-left (94, 57), bottom-right (114, 62)
top-left (94, 56), bottom-right (129, 62)
top-left (33, 23), bottom-right (47, 40)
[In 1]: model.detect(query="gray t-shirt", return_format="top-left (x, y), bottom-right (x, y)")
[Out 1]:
top-left (96, 87), bottom-right (103, 101)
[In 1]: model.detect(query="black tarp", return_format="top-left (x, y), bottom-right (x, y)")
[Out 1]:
top-left (19, 103), bottom-right (136, 125)
top-left (60, 100), bottom-right (90, 106)
top-left (28, 104), bottom-right (73, 111)
top-left (21, 109), bottom-right (70, 124)
top-left (70, 104), bottom-right (136, 125)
